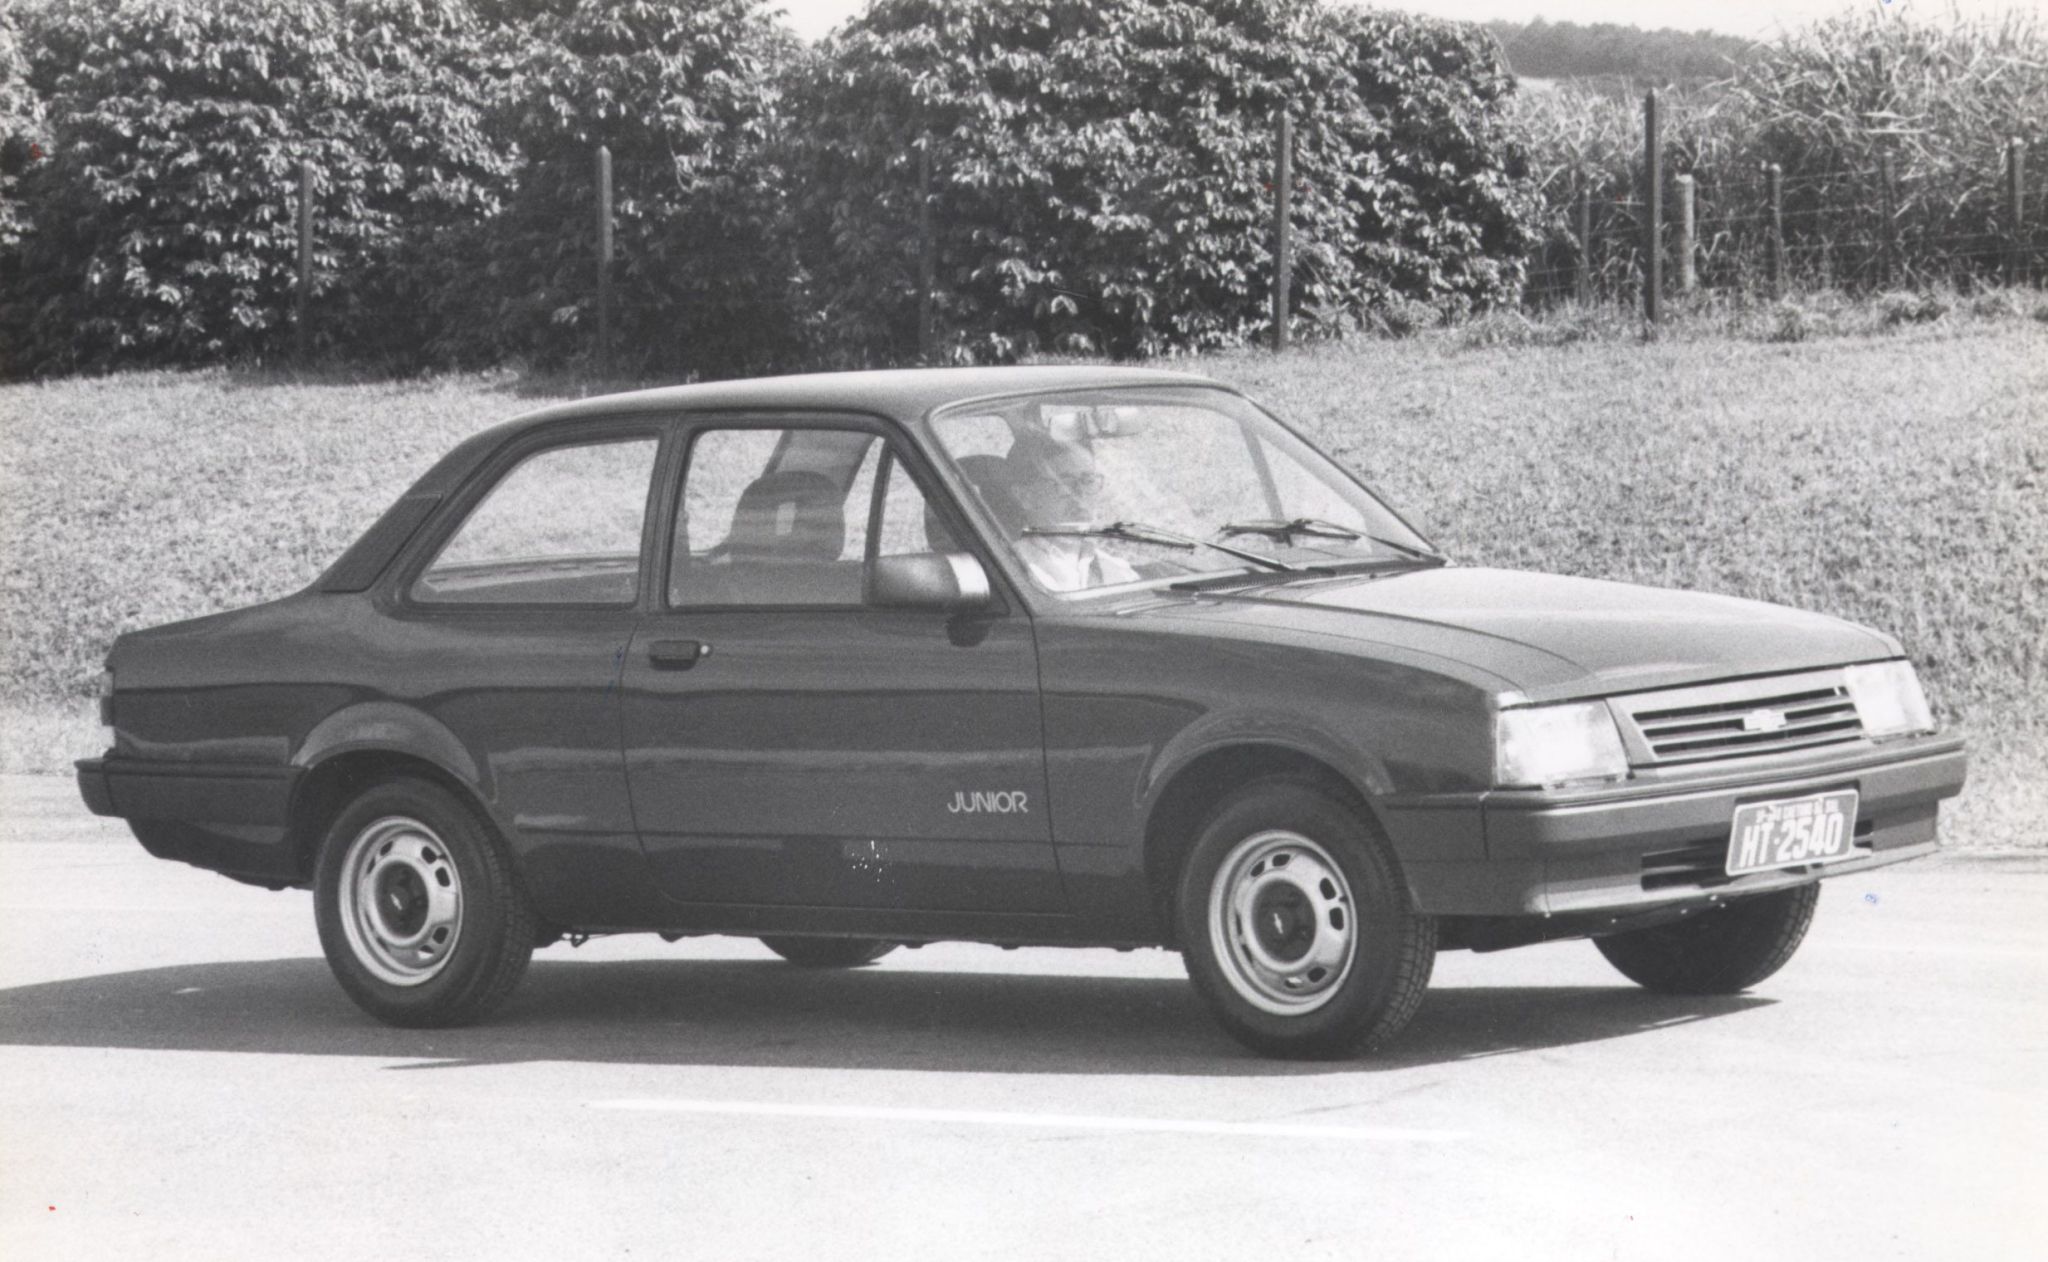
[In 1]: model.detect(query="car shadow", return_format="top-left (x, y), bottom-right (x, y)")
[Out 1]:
top-left (0, 956), bottom-right (1771, 1076)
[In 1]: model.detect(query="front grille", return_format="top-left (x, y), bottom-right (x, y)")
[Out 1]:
top-left (1620, 674), bottom-right (1864, 766)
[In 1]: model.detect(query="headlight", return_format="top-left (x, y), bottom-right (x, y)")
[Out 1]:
top-left (1844, 660), bottom-right (1935, 739)
top-left (1494, 700), bottom-right (1630, 788)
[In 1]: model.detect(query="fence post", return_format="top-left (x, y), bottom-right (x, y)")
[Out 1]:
top-left (594, 144), bottom-right (613, 380)
top-left (1676, 173), bottom-right (1696, 294)
top-left (1576, 180), bottom-right (1593, 304)
top-left (1767, 163), bottom-right (1786, 297)
top-left (1643, 89), bottom-right (1662, 324)
top-left (2009, 138), bottom-right (2029, 287)
top-left (1272, 111), bottom-right (1292, 352)
top-left (295, 160), bottom-right (313, 366)
top-left (1879, 153), bottom-right (1899, 289)
top-left (918, 137), bottom-right (935, 363)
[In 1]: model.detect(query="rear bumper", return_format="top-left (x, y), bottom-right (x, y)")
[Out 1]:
top-left (1403, 738), bottom-right (1967, 918)
top-left (75, 757), bottom-right (304, 883)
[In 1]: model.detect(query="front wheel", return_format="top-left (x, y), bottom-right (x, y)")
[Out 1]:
top-left (314, 778), bottom-right (536, 1027)
top-left (1594, 883), bottom-right (1820, 994)
top-left (1176, 779), bottom-right (1435, 1059)
top-left (758, 937), bottom-right (897, 968)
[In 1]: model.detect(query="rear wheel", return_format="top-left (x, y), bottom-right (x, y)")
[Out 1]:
top-left (759, 937), bottom-right (897, 968)
top-left (1176, 779), bottom-right (1435, 1059)
top-left (1595, 883), bottom-right (1820, 994)
top-left (314, 778), bottom-right (536, 1027)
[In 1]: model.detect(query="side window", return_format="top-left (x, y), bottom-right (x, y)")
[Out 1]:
top-left (412, 437), bottom-right (657, 605)
top-left (671, 427), bottom-right (878, 607)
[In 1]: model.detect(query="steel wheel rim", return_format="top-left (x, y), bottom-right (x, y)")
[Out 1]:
top-left (339, 816), bottom-right (464, 987)
top-left (1207, 830), bottom-right (1357, 1015)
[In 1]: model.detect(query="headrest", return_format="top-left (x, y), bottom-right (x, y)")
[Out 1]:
top-left (725, 469), bottom-right (845, 561)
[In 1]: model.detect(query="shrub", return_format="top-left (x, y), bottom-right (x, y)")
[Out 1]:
top-left (457, 0), bottom-right (803, 378)
top-left (0, 2), bottom-right (44, 373)
top-left (3, 0), bottom-right (517, 376)
top-left (785, 0), bottom-right (1538, 365)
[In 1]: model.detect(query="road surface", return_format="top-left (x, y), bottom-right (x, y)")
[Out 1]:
top-left (1, 775), bottom-right (2042, 1260)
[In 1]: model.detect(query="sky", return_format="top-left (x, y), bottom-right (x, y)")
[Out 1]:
top-left (770, 0), bottom-right (2043, 43)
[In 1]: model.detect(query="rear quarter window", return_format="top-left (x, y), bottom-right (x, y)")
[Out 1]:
top-left (412, 437), bottom-right (659, 606)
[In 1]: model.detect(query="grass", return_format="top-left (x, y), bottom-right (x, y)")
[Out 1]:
top-left (2, 303), bottom-right (2043, 847)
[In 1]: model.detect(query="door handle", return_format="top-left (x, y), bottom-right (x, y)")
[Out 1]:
top-left (648, 639), bottom-right (711, 670)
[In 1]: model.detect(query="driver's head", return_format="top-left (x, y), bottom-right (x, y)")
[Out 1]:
top-left (1007, 431), bottom-right (1105, 522)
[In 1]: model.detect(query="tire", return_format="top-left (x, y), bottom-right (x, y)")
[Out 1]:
top-left (313, 777), bottom-right (536, 1027)
top-left (1594, 882), bottom-right (1820, 994)
top-left (1175, 778), bottom-right (1436, 1059)
top-left (758, 936), bottom-right (897, 968)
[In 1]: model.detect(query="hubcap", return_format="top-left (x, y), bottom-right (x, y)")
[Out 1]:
top-left (339, 817), bottom-right (463, 987)
top-left (1207, 830), bottom-right (1356, 1015)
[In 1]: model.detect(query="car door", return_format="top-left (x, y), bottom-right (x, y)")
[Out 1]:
top-left (389, 421), bottom-right (666, 923)
top-left (620, 415), bottom-right (1062, 913)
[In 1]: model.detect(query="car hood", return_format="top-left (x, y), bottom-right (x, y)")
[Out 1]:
top-left (1145, 566), bottom-right (1897, 701)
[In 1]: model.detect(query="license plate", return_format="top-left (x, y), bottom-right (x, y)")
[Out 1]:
top-left (1726, 790), bottom-right (1860, 876)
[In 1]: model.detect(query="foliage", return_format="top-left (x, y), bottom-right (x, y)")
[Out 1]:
top-left (1322, 7), bottom-right (1539, 321)
top-left (453, 0), bottom-right (803, 378)
top-left (0, 1), bottom-right (42, 256)
top-left (784, 0), bottom-right (1537, 365)
top-left (1486, 17), bottom-right (1756, 86)
top-left (2, 0), bottom-right (517, 375)
top-left (1513, 9), bottom-right (2048, 303)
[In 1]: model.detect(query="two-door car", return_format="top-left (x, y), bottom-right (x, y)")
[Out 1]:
top-left (76, 367), bottom-right (1968, 1057)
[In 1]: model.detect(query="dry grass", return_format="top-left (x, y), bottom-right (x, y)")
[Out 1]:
top-left (2, 313), bottom-right (2042, 846)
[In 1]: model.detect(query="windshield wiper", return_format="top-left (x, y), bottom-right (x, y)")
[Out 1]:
top-left (1219, 517), bottom-right (1448, 565)
top-left (1022, 520), bottom-right (1296, 572)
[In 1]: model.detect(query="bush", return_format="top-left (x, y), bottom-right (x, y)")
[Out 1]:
top-left (454, 0), bottom-right (803, 378)
top-left (3, 0), bottom-right (516, 376)
top-left (785, 0), bottom-right (1537, 365)
top-left (0, 2), bottom-right (44, 373)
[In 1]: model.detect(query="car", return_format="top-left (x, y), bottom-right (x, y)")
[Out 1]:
top-left (75, 366), bottom-right (1968, 1058)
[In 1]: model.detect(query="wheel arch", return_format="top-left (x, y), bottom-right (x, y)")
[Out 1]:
top-left (1140, 742), bottom-right (1398, 948)
top-left (287, 748), bottom-right (500, 886)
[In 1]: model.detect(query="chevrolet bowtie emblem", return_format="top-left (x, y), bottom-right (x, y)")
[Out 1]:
top-left (1741, 709), bottom-right (1789, 733)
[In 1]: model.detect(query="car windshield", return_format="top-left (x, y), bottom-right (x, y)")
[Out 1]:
top-left (925, 386), bottom-right (1437, 594)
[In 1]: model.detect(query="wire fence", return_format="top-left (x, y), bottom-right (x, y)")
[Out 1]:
top-left (1523, 90), bottom-right (2044, 310)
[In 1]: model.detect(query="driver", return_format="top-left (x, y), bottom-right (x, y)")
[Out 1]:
top-left (1000, 430), bottom-right (1140, 593)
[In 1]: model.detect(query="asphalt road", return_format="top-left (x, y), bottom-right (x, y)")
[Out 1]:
top-left (2, 774), bottom-right (2042, 1261)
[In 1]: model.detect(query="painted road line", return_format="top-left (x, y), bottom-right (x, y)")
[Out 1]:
top-left (592, 1098), bottom-right (1463, 1142)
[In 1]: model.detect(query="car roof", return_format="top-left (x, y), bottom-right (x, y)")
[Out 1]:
top-left (506, 365), bottom-right (1229, 430)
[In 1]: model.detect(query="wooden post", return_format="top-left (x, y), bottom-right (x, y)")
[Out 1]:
top-left (1643, 89), bottom-right (1662, 324)
top-left (1676, 173), bottom-right (1697, 294)
top-left (1767, 163), bottom-right (1786, 297)
top-left (295, 160), bottom-right (313, 365)
top-left (1879, 153), bottom-right (1899, 288)
top-left (595, 144), bottom-right (613, 380)
top-left (2009, 138), bottom-right (2029, 286)
top-left (1272, 111), bottom-right (1292, 351)
top-left (1576, 181), bottom-right (1593, 304)
top-left (918, 137), bottom-right (934, 363)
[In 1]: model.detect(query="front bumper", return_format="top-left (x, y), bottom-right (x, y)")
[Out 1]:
top-left (1402, 737), bottom-right (1966, 918)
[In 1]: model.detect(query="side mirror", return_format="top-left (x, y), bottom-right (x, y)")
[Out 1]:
top-left (867, 552), bottom-right (993, 613)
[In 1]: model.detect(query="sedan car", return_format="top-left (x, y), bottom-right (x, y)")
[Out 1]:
top-left (75, 367), bottom-right (1968, 1057)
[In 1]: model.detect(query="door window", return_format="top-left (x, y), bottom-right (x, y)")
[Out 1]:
top-left (412, 437), bottom-right (658, 605)
top-left (670, 427), bottom-right (952, 607)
